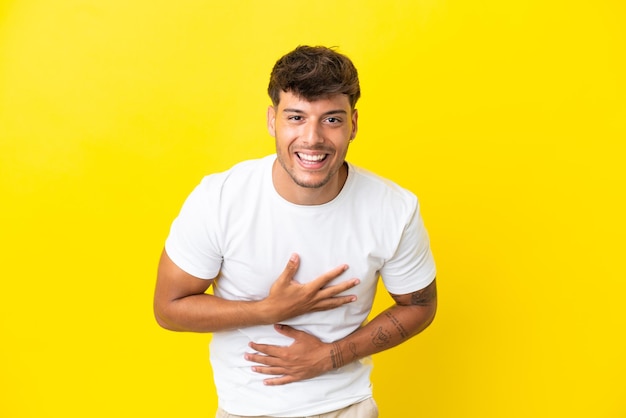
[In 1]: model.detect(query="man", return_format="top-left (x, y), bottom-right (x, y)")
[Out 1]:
top-left (154, 45), bottom-right (437, 418)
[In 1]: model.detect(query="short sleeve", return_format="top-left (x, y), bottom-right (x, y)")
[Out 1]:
top-left (380, 201), bottom-right (436, 295)
top-left (164, 177), bottom-right (223, 279)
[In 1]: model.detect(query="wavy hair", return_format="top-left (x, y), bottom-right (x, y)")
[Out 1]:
top-left (268, 45), bottom-right (360, 109)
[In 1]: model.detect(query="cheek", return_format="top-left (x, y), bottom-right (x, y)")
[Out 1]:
top-left (275, 134), bottom-right (294, 154)
top-left (276, 127), bottom-right (300, 144)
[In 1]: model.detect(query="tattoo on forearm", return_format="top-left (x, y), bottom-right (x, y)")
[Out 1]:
top-left (371, 326), bottom-right (391, 347)
top-left (349, 342), bottom-right (358, 361)
top-left (384, 311), bottom-right (409, 339)
top-left (330, 342), bottom-right (345, 369)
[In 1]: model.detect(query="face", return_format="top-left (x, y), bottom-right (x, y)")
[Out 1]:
top-left (267, 91), bottom-right (358, 204)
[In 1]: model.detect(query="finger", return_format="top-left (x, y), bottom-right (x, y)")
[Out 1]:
top-left (262, 375), bottom-right (298, 386)
top-left (245, 351), bottom-right (282, 366)
top-left (275, 253), bottom-right (300, 285)
top-left (317, 278), bottom-right (361, 298)
top-left (309, 264), bottom-right (350, 289)
top-left (310, 295), bottom-right (358, 311)
top-left (310, 278), bottom-right (360, 308)
top-left (273, 324), bottom-right (309, 339)
top-left (248, 341), bottom-right (284, 357)
top-left (251, 365), bottom-right (287, 376)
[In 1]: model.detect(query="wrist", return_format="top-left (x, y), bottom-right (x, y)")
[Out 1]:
top-left (255, 298), bottom-right (279, 325)
top-left (329, 341), bottom-right (346, 370)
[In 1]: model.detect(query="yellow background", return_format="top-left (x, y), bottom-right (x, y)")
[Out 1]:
top-left (1, 1), bottom-right (624, 417)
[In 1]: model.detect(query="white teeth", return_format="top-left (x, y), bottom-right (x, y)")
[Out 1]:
top-left (297, 153), bottom-right (326, 162)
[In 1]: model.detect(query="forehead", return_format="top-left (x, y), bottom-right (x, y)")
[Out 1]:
top-left (277, 91), bottom-right (351, 112)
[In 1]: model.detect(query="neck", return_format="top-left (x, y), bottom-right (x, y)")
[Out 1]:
top-left (272, 161), bottom-right (348, 206)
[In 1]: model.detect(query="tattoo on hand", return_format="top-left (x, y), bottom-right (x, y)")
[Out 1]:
top-left (384, 311), bottom-right (409, 339)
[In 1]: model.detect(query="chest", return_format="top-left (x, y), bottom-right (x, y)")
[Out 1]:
top-left (215, 197), bottom-right (396, 301)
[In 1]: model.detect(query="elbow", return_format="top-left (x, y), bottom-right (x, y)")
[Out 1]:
top-left (154, 312), bottom-right (171, 330)
top-left (415, 293), bottom-right (438, 335)
top-left (422, 278), bottom-right (438, 329)
top-left (424, 301), bottom-right (437, 329)
top-left (153, 302), bottom-right (180, 331)
top-left (422, 285), bottom-right (438, 329)
top-left (410, 301), bottom-right (437, 338)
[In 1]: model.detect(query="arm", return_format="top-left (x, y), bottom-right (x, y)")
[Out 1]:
top-left (247, 278), bottom-right (437, 385)
top-left (153, 249), bottom-right (361, 333)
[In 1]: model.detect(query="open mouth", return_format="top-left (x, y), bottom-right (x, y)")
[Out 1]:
top-left (296, 152), bottom-right (328, 166)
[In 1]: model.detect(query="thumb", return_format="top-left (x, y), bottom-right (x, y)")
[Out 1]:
top-left (278, 253), bottom-right (300, 283)
top-left (274, 324), bottom-right (303, 338)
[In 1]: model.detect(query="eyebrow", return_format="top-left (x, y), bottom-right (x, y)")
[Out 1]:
top-left (282, 108), bottom-right (348, 116)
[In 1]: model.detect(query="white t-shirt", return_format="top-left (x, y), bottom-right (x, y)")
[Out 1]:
top-left (165, 155), bottom-right (436, 416)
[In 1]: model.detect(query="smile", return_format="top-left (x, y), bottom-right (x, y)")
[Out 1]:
top-left (296, 152), bottom-right (328, 164)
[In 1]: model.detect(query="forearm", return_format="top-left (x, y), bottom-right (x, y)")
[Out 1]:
top-left (155, 293), bottom-right (276, 333)
top-left (246, 289), bottom-right (437, 386)
top-left (331, 280), bottom-right (438, 369)
top-left (154, 250), bottom-right (360, 333)
top-left (245, 280), bottom-right (437, 385)
top-left (333, 304), bottom-right (435, 367)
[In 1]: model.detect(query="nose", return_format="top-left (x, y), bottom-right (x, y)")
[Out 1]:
top-left (302, 122), bottom-right (324, 144)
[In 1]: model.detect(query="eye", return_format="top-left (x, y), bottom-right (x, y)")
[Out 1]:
top-left (326, 117), bottom-right (342, 124)
top-left (288, 115), bottom-right (303, 121)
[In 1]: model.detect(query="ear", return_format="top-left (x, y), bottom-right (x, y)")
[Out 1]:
top-left (350, 109), bottom-right (359, 140)
top-left (267, 105), bottom-right (276, 136)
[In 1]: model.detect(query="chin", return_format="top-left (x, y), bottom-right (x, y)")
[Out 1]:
top-left (293, 176), bottom-right (331, 189)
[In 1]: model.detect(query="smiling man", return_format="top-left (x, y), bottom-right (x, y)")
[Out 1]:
top-left (269, 91), bottom-right (356, 204)
top-left (154, 45), bottom-right (437, 418)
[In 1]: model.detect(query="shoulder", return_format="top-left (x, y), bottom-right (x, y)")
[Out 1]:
top-left (197, 155), bottom-right (273, 192)
top-left (347, 163), bottom-right (418, 212)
